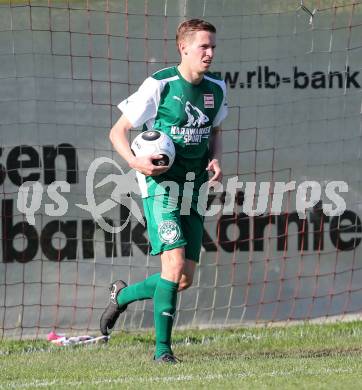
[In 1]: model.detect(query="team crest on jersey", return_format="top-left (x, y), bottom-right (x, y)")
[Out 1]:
top-left (203, 94), bottom-right (214, 108)
top-left (185, 101), bottom-right (209, 127)
top-left (158, 220), bottom-right (181, 244)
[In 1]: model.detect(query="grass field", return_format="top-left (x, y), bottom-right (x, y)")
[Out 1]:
top-left (1, 321), bottom-right (362, 389)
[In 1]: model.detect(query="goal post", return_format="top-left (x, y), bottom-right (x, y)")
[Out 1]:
top-left (0, 0), bottom-right (362, 338)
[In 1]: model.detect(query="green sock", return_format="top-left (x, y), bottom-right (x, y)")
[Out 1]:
top-left (153, 277), bottom-right (179, 358)
top-left (117, 273), bottom-right (160, 307)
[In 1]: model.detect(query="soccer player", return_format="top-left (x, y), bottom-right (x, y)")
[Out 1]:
top-left (100, 18), bottom-right (228, 363)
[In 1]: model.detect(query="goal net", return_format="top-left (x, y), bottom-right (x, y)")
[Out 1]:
top-left (1, 0), bottom-right (362, 338)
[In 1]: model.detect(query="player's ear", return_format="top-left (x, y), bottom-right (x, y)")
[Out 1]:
top-left (179, 40), bottom-right (187, 56)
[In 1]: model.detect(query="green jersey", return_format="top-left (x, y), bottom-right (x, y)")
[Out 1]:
top-left (118, 66), bottom-right (228, 199)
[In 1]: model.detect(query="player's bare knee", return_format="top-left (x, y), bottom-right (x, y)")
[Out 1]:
top-left (161, 259), bottom-right (185, 283)
top-left (161, 248), bottom-right (186, 281)
top-left (170, 258), bottom-right (185, 274)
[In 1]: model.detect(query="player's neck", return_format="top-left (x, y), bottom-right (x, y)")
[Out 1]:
top-left (177, 64), bottom-right (204, 85)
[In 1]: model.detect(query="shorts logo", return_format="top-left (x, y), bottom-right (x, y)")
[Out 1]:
top-left (158, 220), bottom-right (181, 244)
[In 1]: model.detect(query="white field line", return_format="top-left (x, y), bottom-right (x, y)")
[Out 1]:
top-left (0, 368), bottom-right (354, 389)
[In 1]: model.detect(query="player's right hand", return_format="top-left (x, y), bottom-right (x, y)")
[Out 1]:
top-left (129, 155), bottom-right (169, 176)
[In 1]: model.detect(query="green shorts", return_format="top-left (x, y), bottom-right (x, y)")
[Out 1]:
top-left (142, 194), bottom-right (204, 262)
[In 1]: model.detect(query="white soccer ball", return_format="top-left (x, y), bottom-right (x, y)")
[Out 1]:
top-left (131, 130), bottom-right (175, 168)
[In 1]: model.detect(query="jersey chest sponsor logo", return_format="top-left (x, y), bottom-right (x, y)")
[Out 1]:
top-left (185, 101), bottom-right (209, 127)
top-left (158, 220), bottom-right (181, 244)
top-left (170, 100), bottom-right (211, 145)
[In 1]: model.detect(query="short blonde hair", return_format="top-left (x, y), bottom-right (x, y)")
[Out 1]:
top-left (176, 19), bottom-right (216, 52)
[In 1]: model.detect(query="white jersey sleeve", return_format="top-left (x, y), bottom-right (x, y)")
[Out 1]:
top-left (118, 77), bottom-right (162, 128)
top-left (212, 80), bottom-right (228, 127)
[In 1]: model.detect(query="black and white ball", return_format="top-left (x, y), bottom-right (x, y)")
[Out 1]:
top-left (131, 130), bottom-right (175, 168)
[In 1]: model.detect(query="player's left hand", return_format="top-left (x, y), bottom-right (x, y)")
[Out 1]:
top-left (206, 159), bottom-right (222, 182)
